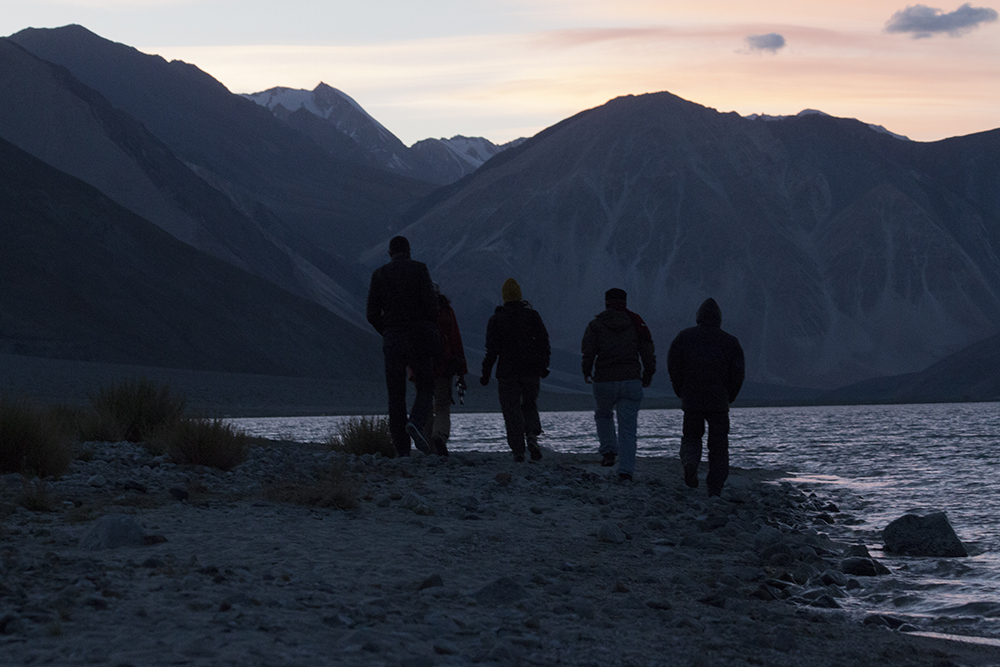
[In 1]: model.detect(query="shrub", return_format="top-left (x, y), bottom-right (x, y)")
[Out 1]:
top-left (263, 463), bottom-right (361, 510)
top-left (158, 418), bottom-right (249, 471)
top-left (326, 415), bottom-right (394, 457)
top-left (87, 378), bottom-right (186, 443)
top-left (0, 395), bottom-right (72, 478)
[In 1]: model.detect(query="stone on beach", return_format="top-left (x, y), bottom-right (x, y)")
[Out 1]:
top-left (883, 512), bottom-right (968, 557)
top-left (79, 514), bottom-right (148, 549)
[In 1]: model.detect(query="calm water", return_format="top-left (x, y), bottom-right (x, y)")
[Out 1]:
top-left (229, 402), bottom-right (1000, 640)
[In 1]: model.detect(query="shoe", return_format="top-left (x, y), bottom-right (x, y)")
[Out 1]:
top-left (684, 465), bottom-right (698, 489)
top-left (619, 473), bottom-right (633, 482)
top-left (526, 435), bottom-right (542, 461)
top-left (406, 422), bottom-right (430, 454)
top-left (431, 435), bottom-right (449, 457)
top-left (513, 453), bottom-right (525, 463)
top-left (707, 486), bottom-right (722, 498)
top-left (601, 452), bottom-right (616, 467)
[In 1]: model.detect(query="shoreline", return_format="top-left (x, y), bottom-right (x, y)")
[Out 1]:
top-left (2, 442), bottom-right (999, 665)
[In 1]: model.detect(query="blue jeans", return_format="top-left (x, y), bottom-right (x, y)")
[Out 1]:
top-left (593, 379), bottom-right (643, 475)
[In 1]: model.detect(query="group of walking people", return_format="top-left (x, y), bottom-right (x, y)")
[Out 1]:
top-left (366, 236), bottom-right (745, 496)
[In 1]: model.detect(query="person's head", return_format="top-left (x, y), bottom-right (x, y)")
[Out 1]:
top-left (604, 288), bottom-right (627, 311)
top-left (502, 278), bottom-right (522, 303)
top-left (696, 298), bottom-right (722, 326)
top-left (388, 235), bottom-right (410, 258)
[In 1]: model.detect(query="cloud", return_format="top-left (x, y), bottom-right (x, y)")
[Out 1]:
top-left (744, 33), bottom-right (786, 52)
top-left (884, 3), bottom-right (999, 38)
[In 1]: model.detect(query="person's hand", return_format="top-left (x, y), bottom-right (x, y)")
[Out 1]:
top-left (456, 375), bottom-right (467, 391)
top-left (540, 368), bottom-right (550, 379)
top-left (642, 376), bottom-right (652, 388)
top-left (480, 375), bottom-right (489, 386)
top-left (584, 374), bottom-right (593, 384)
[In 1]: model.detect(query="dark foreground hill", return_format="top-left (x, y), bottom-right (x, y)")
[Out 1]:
top-left (0, 137), bottom-right (382, 380)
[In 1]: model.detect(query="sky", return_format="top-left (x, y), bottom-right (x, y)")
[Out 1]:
top-left (3, 1), bottom-right (999, 146)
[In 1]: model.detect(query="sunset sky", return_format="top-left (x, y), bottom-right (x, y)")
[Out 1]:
top-left (4, 0), bottom-right (998, 145)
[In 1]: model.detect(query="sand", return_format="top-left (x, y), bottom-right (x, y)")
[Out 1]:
top-left (1, 439), bottom-right (999, 667)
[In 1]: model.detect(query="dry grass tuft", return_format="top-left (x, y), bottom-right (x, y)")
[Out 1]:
top-left (263, 463), bottom-right (362, 510)
top-left (0, 395), bottom-right (72, 478)
top-left (157, 418), bottom-right (249, 471)
top-left (86, 378), bottom-right (186, 443)
top-left (325, 415), bottom-right (394, 458)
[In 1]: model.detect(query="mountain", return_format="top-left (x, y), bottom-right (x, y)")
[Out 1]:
top-left (385, 92), bottom-right (1000, 390)
top-left (0, 136), bottom-right (382, 378)
top-left (745, 109), bottom-right (911, 141)
top-left (822, 333), bottom-right (1000, 404)
top-left (8, 25), bottom-right (436, 324)
top-left (244, 83), bottom-right (516, 185)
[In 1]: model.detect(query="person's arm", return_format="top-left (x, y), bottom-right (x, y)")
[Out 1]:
top-left (581, 322), bottom-right (596, 382)
top-left (728, 340), bottom-right (745, 403)
top-left (666, 337), bottom-right (683, 398)
top-left (481, 316), bottom-right (499, 384)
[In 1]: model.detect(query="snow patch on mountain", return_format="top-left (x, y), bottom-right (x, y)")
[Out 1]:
top-left (745, 109), bottom-right (910, 141)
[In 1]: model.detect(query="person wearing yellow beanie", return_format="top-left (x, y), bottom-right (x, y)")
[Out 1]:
top-left (481, 278), bottom-right (550, 462)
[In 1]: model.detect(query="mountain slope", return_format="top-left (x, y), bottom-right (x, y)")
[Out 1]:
top-left (245, 83), bottom-right (512, 185)
top-left (0, 136), bottom-right (382, 378)
top-left (390, 92), bottom-right (1000, 389)
top-left (9, 25), bottom-right (434, 272)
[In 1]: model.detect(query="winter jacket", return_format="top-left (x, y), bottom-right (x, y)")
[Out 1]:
top-left (481, 301), bottom-right (550, 379)
top-left (667, 298), bottom-right (745, 412)
top-left (436, 295), bottom-right (468, 377)
top-left (581, 307), bottom-right (656, 384)
top-left (366, 255), bottom-right (438, 335)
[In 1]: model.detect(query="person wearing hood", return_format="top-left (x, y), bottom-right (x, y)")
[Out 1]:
top-left (581, 288), bottom-right (656, 482)
top-left (667, 298), bottom-right (745, 496)
top-left (481, 278), bottom-right (551, 462)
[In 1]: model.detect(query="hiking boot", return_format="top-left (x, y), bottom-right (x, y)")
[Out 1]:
top-left (406, 422), bottom-right (430, 454)
top-left (601, 452), bottom-right (616, 467)
top-left (684, 465), bottom-right (699, 489)
top-left (431, 435), bottom-right (449, 457)
top-left (707, 485), bottom-right (722, 498)
top-left (619, 473), bottom-right (633, 483)
top-left (526, 435), bottom-right (542, 461)
top-left (513, 452), bottom-right (526, 463)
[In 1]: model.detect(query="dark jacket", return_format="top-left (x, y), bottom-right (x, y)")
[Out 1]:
top-left (436, 295), bottom-right (468, 377)
top-left (581, 307), bottom-right (656, 384)
top-left (481, 301), bottom-right (550, 379)
top-left (366, 255), bottom-right (438, 335)
top-left (667, 298), bottom-right (745, 412)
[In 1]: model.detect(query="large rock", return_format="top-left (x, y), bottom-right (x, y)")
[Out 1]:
top-left (883, 512), bottom-right (968, 557)
top-left (79, 514), bottom-right (147, 550)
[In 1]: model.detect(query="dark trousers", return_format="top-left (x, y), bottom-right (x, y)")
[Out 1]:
top-left (679, 410), bottom-right (730, 492)
top-left (497, 376), bottom-right (541, 456)
top-left (383, 327), bottom-right (437, 456)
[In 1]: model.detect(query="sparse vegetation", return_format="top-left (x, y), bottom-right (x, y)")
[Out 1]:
top-left (263, 462), bottom-right (361, 510)
top-left (325, 415), bottom-right (394, 458)
top-left (0, 395), bottom-right (73, 478)
top-left (157, 418), bottom-right (249, 471)
top-left (86, 377), bottom-right (186, 443)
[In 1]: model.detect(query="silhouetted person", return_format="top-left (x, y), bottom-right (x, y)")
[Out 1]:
top-left (581, 288), bottom-right (656, 482)
top-left (424, 286), bottom-right (468, 457)
top-left (667, 298), bottom-right (744, 496)
top-left (366, 235), bottom-right (439, 456)
top-left (480, 278), bottom-right (550, 462)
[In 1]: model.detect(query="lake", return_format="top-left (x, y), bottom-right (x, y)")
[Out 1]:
top-left (229, 401), bottom-right (1000, 641)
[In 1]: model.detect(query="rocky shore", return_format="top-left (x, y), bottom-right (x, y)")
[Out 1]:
top-left (1, 440), bottom-right (998, 666)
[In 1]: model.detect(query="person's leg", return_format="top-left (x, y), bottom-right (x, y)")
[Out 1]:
top-left (497, 378), bottom-right (526, 459)
top-left (521, 376), bottom-right (543, 460)
top-left (680, 410), bottom-right (706, 487)
top-left (382, 338), bottom-right (410, 456)
top-left (408, 351), bottom-right (436, 435)
top-left (427, 374), bottom-right (452, 454)
top-left (705, 411), bottom-right (731, 496)
top-left (615, 380), bottom-right (643, 476)
top-left (592, 381), bottom-right (618, 460)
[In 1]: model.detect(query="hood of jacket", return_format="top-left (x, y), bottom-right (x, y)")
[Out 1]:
top-left (696, 298), bottom-right (722, 327)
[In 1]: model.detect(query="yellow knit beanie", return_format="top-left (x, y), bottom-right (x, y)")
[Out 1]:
top-left (502, 278), bottom-right (522, 303)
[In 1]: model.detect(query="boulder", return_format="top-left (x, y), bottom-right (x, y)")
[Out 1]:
top-left (79, 514), bottom-right (147, 550)
top-left (840, 557), bottom-right (890, 576)
top-left (883, 512), bottom-right (968, 557)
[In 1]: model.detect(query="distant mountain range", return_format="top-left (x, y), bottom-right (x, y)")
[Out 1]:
top-left (244, 83), bottom-right (522, 185)
top-left (2, 24), bottom-right (998, 404)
